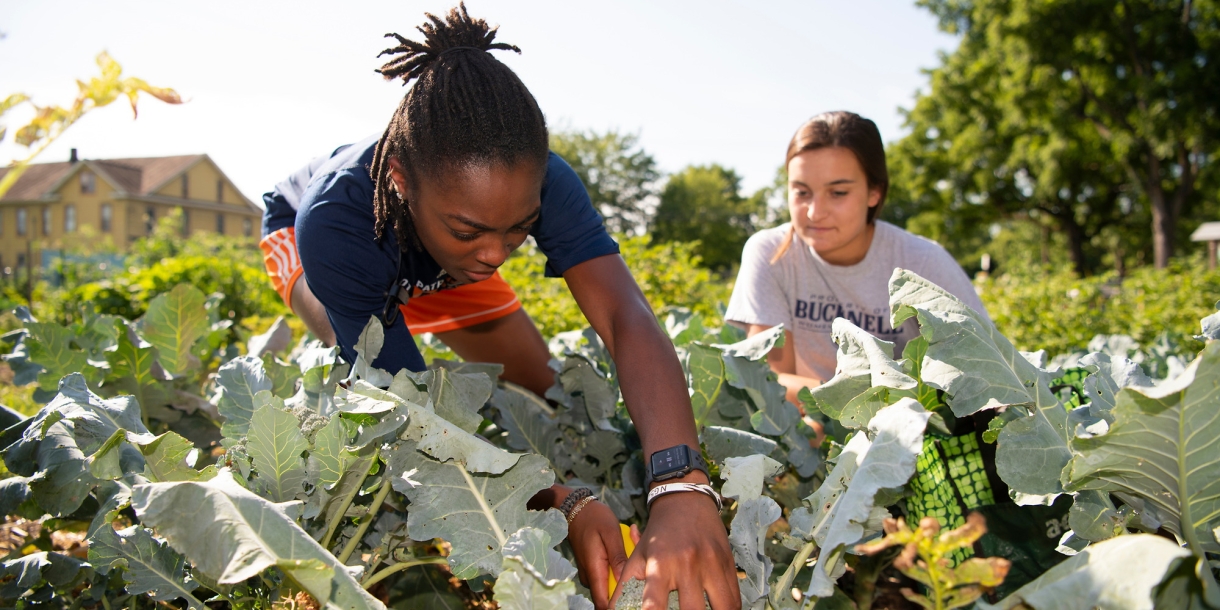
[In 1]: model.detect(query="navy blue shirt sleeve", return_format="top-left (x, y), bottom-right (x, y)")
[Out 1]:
top-left (533, 153), bottom-right (620, 277)
top-left (294, 172), bottom-right (426, 374)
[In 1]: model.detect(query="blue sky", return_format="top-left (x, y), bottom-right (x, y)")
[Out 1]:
top-left (0, 1), bottom-right (957, 203)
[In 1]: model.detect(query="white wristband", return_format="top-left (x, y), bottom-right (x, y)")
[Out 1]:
top-left (646, 482), bottom-right (724, 512)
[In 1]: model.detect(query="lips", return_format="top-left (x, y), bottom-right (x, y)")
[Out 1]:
top-left (465, 269), bottom-right (495, 282)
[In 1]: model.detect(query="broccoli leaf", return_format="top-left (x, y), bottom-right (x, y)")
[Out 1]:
top-left (133, 469), bottom-right (386, 610)
top-left (141, 284), bottom-right (209, 377)
top-left (389, 443), bottom-right (564, 579)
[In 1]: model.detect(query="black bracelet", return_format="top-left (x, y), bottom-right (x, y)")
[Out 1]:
top-left (559, 487), bottom-right (594, 518)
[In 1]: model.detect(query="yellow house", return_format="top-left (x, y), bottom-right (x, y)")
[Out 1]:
top-left (0, 150), bottom-right (262, 272)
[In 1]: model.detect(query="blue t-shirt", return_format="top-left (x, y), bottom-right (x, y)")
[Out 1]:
top-left (263, 136), bottom-right (619, 374)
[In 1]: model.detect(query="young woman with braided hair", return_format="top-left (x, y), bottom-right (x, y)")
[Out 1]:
top-left (259, 5), bottom-right (739, 609)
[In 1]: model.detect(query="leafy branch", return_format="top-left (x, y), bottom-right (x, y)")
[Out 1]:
top-left (0, 51), bottom-right (182, 198)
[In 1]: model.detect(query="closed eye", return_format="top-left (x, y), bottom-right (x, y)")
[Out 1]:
top-left (451, 230), bottom-right (480, 241)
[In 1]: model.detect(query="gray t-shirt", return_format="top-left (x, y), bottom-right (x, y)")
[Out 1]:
top-left (725, 221), bottom-right (990, 382)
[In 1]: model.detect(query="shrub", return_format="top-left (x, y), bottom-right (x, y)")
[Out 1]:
top-left (500, 236), bottom-right (733, 337)
top-left (980, 256), bottom-right (1220, 357)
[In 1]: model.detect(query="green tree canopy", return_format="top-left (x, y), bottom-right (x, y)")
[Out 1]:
top-left (890, 0), bottom-right (1219, 272)
top-left (549, 130), bottom-right (659, 236)
top-left (650, 165), bottom-right (763, 272)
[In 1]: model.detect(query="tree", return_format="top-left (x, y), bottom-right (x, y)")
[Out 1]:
top-left (886, 29), bottom-right (1135, 276)
top-left (549, 130), bottom-right (659, 236)
top-left (650, 164), bottom-right (762, 272)
top-left (905, 0), bottom-right (1220, 270)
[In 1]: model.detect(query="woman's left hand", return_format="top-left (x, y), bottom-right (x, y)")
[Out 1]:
top-left (567, 498), bottom-right (630, 610)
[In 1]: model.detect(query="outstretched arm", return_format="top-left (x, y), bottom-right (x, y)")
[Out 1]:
top-left (564, 253), bottom-right (740, 610)
top-left (745, 325), bottom-right (824, 405)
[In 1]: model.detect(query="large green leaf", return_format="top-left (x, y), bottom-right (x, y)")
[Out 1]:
top-left (889, 269), bottom-right (1072, 499)
top-left (356, 385), bottom-right (522, 475)
top-left (351, 316), bottom-right (393, 388)
top-left (890, 269), bottom-right (1041, 416)
top-left (493, 527), bottom-right (580, 610)
top-left (793, 398), bottom-right (929, 598)
top-left (89, 524), bottom-right (204, 610)
top-left (0, 551), bottom-right (93, 600)
top-left (5, 375), bottom-right (151, 516)
top-left (720, 454), bottom-right (783, 503)
top-left (712, 327), bottom-right (800, 436)
top-left (701, 426), bottom-right (778, 464)
top-left (427, 367), bottom-right (496, 434)
top-left (132, 469), bottom-right (386, 610)
top-left (688, 343), bottom-right (729, 429)
top-left (729, 496), bottom-right (782, 609)
top-left (105, 321), bottom-right (170, 417)
top-left (551, 356), bottom-right (619, 433)
top-left (488, 383), bottom-right (562, 461)
top-left (140, 432), bottom-right (217, 483)
top-left (246, 403), bottom-right (309, 502)
top-left (142, 284), bottom-right (209, 377)
top-left (977, 534), bottom-right (1216, 610)
top-left (25, 321), bottom-right (89, 392)
top-left (215, 356), bottom-right (271, 439)
top-left (306, 416), bottom-right (354, 491)
top-left (389, 443), bottom-right (565, 579)
top-left (804, 318), bottom-right (915, 426)
top-left (1065, 341), bottom-right (1220, 555)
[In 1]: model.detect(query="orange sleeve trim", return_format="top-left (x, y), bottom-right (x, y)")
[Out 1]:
top-left (260, 228), bottom-right (303, 309)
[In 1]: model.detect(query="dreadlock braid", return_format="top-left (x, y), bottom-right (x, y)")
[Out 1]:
top-left (370, 2), bottom-right (549, 247)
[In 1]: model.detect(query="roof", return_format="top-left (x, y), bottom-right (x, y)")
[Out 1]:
top-left (1191, 222), bottom-right (1220, 242)
top-left (1, 155), bottom-right (203, 201)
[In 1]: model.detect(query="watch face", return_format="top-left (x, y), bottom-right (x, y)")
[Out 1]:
top-left (651, 445), bottom-right (691, 478)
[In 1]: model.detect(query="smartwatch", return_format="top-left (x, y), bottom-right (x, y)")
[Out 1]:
top-left (644, 444), bottom-right (711, 486)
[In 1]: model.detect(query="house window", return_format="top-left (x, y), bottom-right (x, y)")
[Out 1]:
top-left (243, 217), bottom-right (253, 237)
top-left (217, 179), bottom-right (224, 202)
top-left (145, 206), bottom-right (156, 235)
top-left (17, 253), bottom-right (26, 269)
top-left (80, 172), bottom-right (96, 194)
top-left (215, 212), bottom-right (226, 234)
top-left (181, 208), bottom-right (190, 237)
top-left (64, 205), bottom-right (76, 233)
top-left (42, 207), bottom-right (51, 236)
top-left (181, 174), bottom-right (189, 199)
top-left (16, 208), bottom-right (27, 236)
top-left (101, 203), bottom-right (113, 232)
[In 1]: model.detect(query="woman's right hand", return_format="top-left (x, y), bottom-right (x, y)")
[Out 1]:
top-left (565, 495), bottom-right (630, 610)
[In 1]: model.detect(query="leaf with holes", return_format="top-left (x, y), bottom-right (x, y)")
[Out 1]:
top-left (389, 442), bottom-right (565, 579)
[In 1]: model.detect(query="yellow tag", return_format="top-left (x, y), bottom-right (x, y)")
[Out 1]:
top-left (607, 523), bottom-right (635, 596)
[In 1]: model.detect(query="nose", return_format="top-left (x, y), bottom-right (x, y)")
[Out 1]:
top-left (474, 237), bottom-right (512, 269)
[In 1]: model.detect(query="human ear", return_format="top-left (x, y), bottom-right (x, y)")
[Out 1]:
top-left (387, 157), bottom-right (411, 200)
top-left (867, 187), bottom-right (882, 209)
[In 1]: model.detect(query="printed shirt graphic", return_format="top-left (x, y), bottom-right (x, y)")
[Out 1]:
top-left (725, 221), bottom-right (989, 382)
top-left (263, 136), bottom-right (619, 374)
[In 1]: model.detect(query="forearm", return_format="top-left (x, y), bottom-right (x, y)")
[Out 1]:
top-left (777, 372), bottom-right (821, 408)
top-left (602, 306), bottom-right (703, 472)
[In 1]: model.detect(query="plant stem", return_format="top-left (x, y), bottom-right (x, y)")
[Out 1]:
top-left (338, 476), bottom-right (392, 564)
top-left (321, 447), bottom-right (379, 550)
top-left (361, 557), bottom-right (448, 589)
top-left (771, 540), bottom-right (817, 608)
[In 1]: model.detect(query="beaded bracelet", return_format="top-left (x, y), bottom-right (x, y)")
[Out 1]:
top-left (559, 487), bottom-right (594, 518)
top-left (566, 495), bottom-right (598, 524)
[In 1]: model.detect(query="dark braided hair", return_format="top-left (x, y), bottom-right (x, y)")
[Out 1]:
top-left (370, 3), bottom-right (549, 246)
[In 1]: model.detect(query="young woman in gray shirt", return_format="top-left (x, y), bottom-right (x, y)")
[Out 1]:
top-left (725, 111), bottom-right (990, 405)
